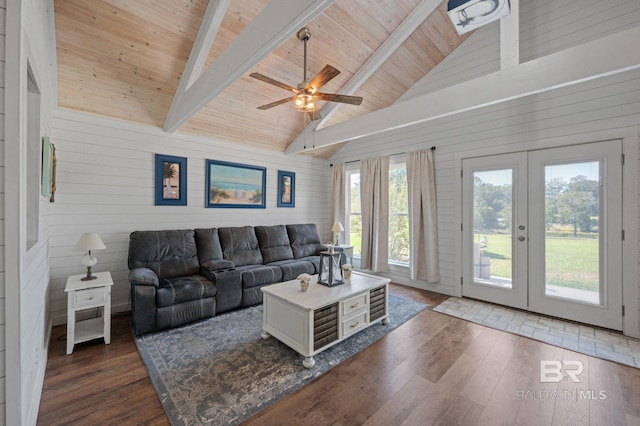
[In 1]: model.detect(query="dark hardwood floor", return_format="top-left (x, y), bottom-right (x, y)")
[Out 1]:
top-left (37, 284), bottom-right (640, 425)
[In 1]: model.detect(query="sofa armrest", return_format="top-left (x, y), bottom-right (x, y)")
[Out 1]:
top-left (201, 259), bottom-right (235, 272)
top-left (129, 268), bottom-right (160, 287)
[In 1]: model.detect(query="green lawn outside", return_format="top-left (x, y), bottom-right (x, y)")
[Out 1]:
top-left (479, 234), bottom-right (599, 291)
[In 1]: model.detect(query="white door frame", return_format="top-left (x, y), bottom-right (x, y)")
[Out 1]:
top-left (528, 141), bottom-right (623, 330)
top-left (453, 127), bottom-right (639, 337)
top-left (461, 152), bottom-right (528, 310)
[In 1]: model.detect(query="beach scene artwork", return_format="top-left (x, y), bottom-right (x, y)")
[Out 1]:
top-left (207, 160), bottom-right (265, 208)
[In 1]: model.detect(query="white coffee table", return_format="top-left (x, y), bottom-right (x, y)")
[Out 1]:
top-left (261, 271), bottom-right (390, 368)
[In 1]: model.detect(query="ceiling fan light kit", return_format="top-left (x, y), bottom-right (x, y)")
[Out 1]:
top-left (250, 27), bottom-right (363, 119)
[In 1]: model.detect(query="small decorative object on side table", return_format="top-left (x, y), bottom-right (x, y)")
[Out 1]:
top-left (64, 271), bottom-right (113, 354)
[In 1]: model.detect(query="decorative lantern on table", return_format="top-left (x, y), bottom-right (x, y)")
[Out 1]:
top-left (317, 250), bottom-right (344, 287)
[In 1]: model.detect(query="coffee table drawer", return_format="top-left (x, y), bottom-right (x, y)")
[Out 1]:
top-left (342, 310), bottom-right (368, 337)
top-left (341, 293), bottom-right (367, 318)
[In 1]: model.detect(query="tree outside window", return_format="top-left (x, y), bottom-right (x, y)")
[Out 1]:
top-left (346, 163), bottom-right (410, 264)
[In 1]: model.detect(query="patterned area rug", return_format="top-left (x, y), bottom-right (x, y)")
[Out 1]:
top-left (135, 294), bottom-right (428, 425)
top-left (434, 296), bottom-right (640, 368)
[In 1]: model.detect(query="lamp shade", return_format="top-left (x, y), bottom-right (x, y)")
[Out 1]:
top-left (331, 222), bottom-right (344, 232)
top-left (73, 233), bottom-right (106, 252)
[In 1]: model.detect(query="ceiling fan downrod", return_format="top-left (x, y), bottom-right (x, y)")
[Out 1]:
top-left (297, 27), bottom-right (311, 88)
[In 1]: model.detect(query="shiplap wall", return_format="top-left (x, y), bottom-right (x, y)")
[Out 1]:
top-left (48, 110), bottom-right (331, 326)
top-left (330, 0), bottom-right (640, 313)
top-left (0, 0), bottom-right (6, 422)
top-left (1, 0), bottom-right (56, 424)
top-left (399, 0), bottom-right (640, 103)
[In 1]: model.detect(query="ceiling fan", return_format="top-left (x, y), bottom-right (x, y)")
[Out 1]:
top-left (250, 27), bottom-right (363, 120)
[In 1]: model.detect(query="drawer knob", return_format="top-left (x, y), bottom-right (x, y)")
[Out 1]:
top-left (350, 321), bottom-right (360, 328)
top-left (88, 296), bottom-right (93, 300)
top-left (350, 302), bottom-right (360, 308)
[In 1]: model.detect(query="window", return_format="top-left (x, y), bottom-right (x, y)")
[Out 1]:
top-left (347, 170), bottom-right (361, 256)
top-left (389, 161), bottom-right (409, 264)
top-left (345, 158), bottom-right (410, 265)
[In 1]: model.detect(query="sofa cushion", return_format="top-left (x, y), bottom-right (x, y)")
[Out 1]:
top-left (255, 225), bottom-right (294, 264)
top-left (218, 226), bottom-right (263, 267)
top-left (266, 259), bottom-right (315, 281)
top-left (128, 230), bottom-right (200, 279)
top-left (241, 265), bottom-right (283, 289)
top-left (195, 228), bottom-right (227, 266)
top-left (286, 224), bottom-right (323, 259)
top-left (156, 275), bottom-right (217, 308)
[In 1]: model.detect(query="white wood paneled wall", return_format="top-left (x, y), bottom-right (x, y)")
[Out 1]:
top-left (0, 1), bottom-right (6, 422)
top-left (49, 110), bottom-right (331, 326)
top-left (330, 0), bottom-right (640, 333)
top-left (401, 0), bottom-right (640, 103)
top-left (4, 0), bottom-right (57, 424)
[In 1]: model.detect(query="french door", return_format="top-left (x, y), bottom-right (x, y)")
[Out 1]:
top-left (462, 140), bottom-right (623, 330)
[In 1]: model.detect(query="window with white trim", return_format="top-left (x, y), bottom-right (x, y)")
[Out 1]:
top-left (345, 157), bottom-right (409, 265)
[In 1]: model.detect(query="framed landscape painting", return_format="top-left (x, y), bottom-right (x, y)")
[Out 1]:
top-left (206, 159), bottom-right (266, 208)
top-left (155, 154), bottom-right (187, 206)
top-left (277, 170), bottom-right (295, 207)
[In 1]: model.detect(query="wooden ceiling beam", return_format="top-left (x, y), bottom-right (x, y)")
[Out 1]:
top-left (285, 0), bottom-right (441, 155)
top-left (163, 0), bottom-right (336, 133)
top-left (292, 25), bottom-right (640, 152)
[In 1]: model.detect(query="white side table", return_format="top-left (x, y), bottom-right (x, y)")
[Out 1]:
top-left (65, 271), bottom-right (113, 355)
top-left (336, 245), bottom-right (354, 265)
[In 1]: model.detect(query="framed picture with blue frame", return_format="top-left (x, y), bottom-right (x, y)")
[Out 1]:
top-left (206, 159), bottom-right (266, 208)
top-left (277, 170), bottom-right (295, 208)
top-left (155, 154), bottom-right (187, 206)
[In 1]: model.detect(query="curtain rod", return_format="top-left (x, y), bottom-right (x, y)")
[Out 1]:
top-left (331, 146), bottom-right (435, 166)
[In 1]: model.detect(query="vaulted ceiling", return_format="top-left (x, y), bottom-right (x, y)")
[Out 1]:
top-left (54, 0), bottom-right (471, 158)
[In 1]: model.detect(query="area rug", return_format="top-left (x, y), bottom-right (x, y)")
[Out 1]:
top-left (434, 296), bottom-right (640, 368)
top-left (135, 294), bottom-right (428, 425)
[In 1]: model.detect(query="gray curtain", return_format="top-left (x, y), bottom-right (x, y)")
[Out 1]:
top-left (407, 149), bottom-right (440, 282)
top-left (360, 156), bottom-right (389, 272)
top-left (330, 163), bottom-right (346, 240)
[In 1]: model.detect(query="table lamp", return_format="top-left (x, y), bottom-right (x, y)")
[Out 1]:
top-left (331, 222), bottom-right (344, 246)
top-left (73, 233), bottom-right (106, 281)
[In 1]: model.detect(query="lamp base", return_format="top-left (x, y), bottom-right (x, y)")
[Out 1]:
top-left (81, 275), bottom-right (98, 281)
top-left (81, 266), bottom-right (97, 281)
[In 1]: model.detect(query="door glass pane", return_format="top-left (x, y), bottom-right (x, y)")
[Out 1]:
top-left (473, 169), bottom-right (513, 288)
top-left (544, 162), bottom-right (600, 304)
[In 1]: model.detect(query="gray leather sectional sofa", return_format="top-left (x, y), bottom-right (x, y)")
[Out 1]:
top-left (128, 223), bottom-right (336, 335)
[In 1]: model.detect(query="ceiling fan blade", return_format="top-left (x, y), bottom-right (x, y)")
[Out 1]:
top-left (304, 65), bottom-right (340, 93)
top-left (250, 73), bottom-right (300, 93)
top-left (257, 96), bottom-right (297, 110)
top-left (314, 92), bottom-right (363, 105)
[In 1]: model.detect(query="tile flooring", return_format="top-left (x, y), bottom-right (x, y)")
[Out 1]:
top-left (433, 296), bottom-right (640, 368)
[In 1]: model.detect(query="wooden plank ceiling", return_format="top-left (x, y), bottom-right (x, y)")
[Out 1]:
top-left (54, 0), bottom-right (470, 159)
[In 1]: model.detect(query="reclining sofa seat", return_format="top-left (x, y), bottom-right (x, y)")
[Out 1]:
top-left (128, 223), bottom-right (339, 336)
top-left (128, 229), bottom-right (217, 336)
